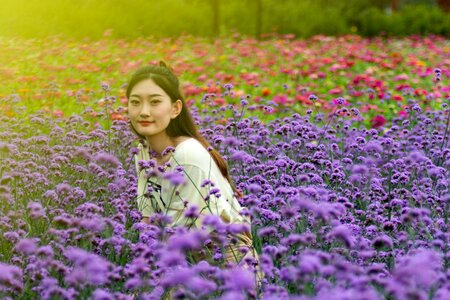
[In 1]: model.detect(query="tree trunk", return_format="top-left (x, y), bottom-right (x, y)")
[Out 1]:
top-left (256, 0), bottom-right (262, 40)
top-left (212, 0), bottom-right (220, 38)
top-left (391, 0), bottom-right (400, 12)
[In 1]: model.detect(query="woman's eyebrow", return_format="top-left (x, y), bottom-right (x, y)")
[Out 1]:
top-left (129, 93), bottom-right (163, 99)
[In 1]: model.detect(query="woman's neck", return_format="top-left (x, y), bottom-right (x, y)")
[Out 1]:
top-left (146, 134), bottom-right (176, 157)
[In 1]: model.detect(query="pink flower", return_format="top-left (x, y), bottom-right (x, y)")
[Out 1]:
top-left (329, 87), bottom-right (342, 95)
top-left (273, 94), bottom-right (288, 105)
top-left (398, 110), bottom-right (409, 117)
top-left (52, 110), bottom-right (64, 118)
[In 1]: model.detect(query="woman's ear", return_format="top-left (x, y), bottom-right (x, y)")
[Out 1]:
top-left (171, 99), bottom-right (182, 119)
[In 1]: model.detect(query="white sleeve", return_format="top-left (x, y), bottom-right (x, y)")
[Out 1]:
top-left (134, 145), bottom-right (153, 217)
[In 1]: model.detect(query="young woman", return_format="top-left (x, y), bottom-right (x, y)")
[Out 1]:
top-left (127, 61), bottom-right (261, 279)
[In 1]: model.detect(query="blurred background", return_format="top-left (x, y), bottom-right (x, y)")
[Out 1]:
top-left (0, 0), bottom-right (449, 40)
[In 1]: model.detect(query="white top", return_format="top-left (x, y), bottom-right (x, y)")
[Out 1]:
top-left (134, 137), bottom-right (250, 231)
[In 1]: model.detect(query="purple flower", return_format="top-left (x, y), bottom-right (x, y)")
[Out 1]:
top-left (351, 164), bottom-right (369, 175)
top-left (37, 245), bottom-right (54, 258)
top-left (163, 170), bottom-right (186, 186)
top-left (94, 152), bottom-right (120, 168)
top-left (186, 276), bottom-right (217, 295)
top-left (55, 183), bottom-right (71, 194)
top-left (223, 137), bottom-right (240, 147)
top-left (309, 94), bottom-right (318, 101)
top-left (27, 201), bottom-right (46, 219)
top-left (223, 83), bottom-right (234, 91)
top-left (328, 225), bottom-right (355, 249)
top-left (434, 286), bottom-right (450, 300)
top-left (161, 267), bottom-right (195, 288)
top-left (158, 248), bottom-right (186, 267)
top-left (372, 234), bottom-right (393, 250)
top-left (14, 238), bottom-right (38, 255)
top-left (0, 263), bottom-right (23, 293)
top-left (167, 230), bottom-right (208, 252)
top-left (279, 266), bottom-right (298, 282)
top-left (64, 247), bottom-right (112, 286)
top-left (393, 248), bottom-right (442, 289)
top-left (184, 205), bottom-right (200, 218)
top-left (298, 254), bottom-right (322, 274)
top-left (408, 150), bottom-right (427, 163)
top-left (91, 288), bottom-right (114, 300)
top-left (219, 291), bottom-right (246, 300)
top-left (202, 214), bottom-right (226, 230)
top-left (364, 141), bottom-right (383, 153)
top-left (161, 146), bottom-right (176, 156)
top-left (257, 226), bottom-right (277, 238)
top-left (248, 183), bottom-right (262, 194)
top-left (350, 107), bottom-right (360, 116)
top-left (334, 97), bottom-right (345, 105)
top-left (124, 277), bottom-right (142, 290)
top-left (101, 82), bottom-right (110, 91)
top-left (223, 267), bottom-right (255, 291)
top-left (3, 231), bottom-right (20, 243)
top-left (226, 223), bottom-right (250, 235)
top-left (200, 179), bottom-right (215, 188)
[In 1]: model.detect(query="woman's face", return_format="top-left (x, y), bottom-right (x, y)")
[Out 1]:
top-left (127, 79), bottom-right (181, 138)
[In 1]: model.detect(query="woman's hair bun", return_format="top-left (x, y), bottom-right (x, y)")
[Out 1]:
top-left (131, 62), bottom-right (178, 86)
top-left (159, 60), bottom-right (175, 73)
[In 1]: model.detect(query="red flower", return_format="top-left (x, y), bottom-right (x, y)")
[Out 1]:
top-left (261, 88), bottom-right (271, 96)
top-left (111, 113), bottom-right (124, 121)
top-left (370, 115), bottom-right (386, 128)
top-left (393, 95), bottom-right (403, 101)
top-left (214, 97), bottom-right (226, 106)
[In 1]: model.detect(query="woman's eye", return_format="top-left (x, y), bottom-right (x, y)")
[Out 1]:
top-left (130, 100), bottom-right (140, 105)
top-left (151, 100), bottom-right (160, 104)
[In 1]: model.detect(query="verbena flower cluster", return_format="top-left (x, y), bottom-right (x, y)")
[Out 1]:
top-left (0, 81), bottom-right (449, 299)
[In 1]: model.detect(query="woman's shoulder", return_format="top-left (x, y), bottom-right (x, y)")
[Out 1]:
top-left (171, 137), bottom-right (212, 168)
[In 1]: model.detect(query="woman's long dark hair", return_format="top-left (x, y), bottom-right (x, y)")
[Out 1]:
top-left (126, 61), bottom-right (243, 199)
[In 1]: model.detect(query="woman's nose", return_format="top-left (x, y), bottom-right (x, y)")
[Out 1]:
top-left (140, 102), bottom-right (151, 117)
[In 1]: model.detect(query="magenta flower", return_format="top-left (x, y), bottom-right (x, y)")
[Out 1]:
top-left (370, 115), bottom-right (386, 128)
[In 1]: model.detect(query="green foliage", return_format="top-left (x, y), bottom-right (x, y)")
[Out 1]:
top-left (0, 0), bottom-right (448, 39)
top-left (355, 4), bottom-right (450, 36)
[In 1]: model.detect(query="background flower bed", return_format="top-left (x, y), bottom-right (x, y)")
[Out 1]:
top-left (0, 35), bottom-right (449, 299)
top-left (1, 35), bottom-right (449, 128)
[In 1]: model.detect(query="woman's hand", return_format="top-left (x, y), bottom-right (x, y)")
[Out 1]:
top-left (141, 217), bottom-right (150, 224)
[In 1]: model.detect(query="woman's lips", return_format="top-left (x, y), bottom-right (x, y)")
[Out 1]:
top-left (138, 121), bottom-right (154, 127)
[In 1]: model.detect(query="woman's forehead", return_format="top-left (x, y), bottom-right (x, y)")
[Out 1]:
top-left (130, 79), bottom-right (167, 97)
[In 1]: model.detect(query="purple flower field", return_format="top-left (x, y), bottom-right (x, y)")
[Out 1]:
top-left (0, 36), bottom-right (450, 300)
